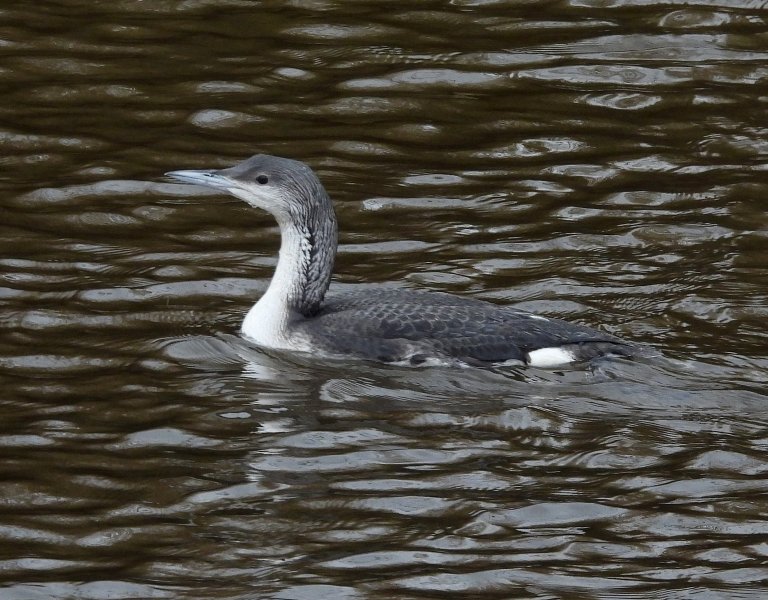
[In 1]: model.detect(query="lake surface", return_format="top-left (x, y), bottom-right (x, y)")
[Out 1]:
top-left (2, 1), bottom-right (768, 598)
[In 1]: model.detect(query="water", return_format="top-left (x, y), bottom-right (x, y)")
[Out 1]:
top-left (2, 1), bottom-right (768, 598)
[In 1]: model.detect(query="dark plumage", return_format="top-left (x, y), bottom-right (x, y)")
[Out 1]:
top-left (303, 289), bottom-right (639, 365)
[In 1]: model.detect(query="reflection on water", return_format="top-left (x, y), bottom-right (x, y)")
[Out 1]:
top-left (2, 1), bottom-right (768, 598)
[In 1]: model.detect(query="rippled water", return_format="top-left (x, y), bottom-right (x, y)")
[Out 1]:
top-left (2, 1), bottom-right (768, 598)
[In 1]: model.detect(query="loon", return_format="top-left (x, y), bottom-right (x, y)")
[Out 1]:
top-left (166, 154), bottom-right (650, 367)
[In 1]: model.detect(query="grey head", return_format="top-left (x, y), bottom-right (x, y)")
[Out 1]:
top-left (166, 154), bottom-right (335, 230)
top-left (166, 154), bottom-right (339, 316)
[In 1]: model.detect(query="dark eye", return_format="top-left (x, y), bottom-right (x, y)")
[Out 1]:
top-left (256, 175), bottom-right (269, 185)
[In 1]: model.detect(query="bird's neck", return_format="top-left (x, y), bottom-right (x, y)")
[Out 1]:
top-left (242, 201), bottom-right (337, 347)
top-left (272, 216), bottom-right (337, 316)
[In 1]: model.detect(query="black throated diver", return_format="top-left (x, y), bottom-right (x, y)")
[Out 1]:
top-left (166, 154), bottom-right (650, 367)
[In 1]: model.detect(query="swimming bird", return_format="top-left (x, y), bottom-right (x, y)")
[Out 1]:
top-left (166, 154), bottom-right (650, 367)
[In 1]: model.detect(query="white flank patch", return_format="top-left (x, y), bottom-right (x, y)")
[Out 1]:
top-left (526, 346), bottom-right (577, 367)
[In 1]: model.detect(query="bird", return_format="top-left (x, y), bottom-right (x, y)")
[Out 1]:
top-left (165, 154), bottom-right (652, 367)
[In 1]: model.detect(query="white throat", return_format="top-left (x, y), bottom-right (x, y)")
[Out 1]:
top-left (241, 225), bottom-right (314, 351)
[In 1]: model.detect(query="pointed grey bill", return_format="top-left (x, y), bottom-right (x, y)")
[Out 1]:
top-left (165, 169), bottom-right (230, 190)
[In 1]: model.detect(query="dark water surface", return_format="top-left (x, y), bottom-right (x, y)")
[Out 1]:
top-left (2, 1), bottom-right (768, 598)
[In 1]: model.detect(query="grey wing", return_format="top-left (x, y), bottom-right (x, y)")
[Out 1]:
top-left (303, 304), bottom-right (522, 362)
top-left (304, 295), bottom-right (635, 363)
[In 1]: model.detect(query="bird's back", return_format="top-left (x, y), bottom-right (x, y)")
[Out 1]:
top-left (297, 288), bottom-right (643, 366)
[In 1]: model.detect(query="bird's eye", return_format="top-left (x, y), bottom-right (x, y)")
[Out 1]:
top-left (257, 175), bottom-right (269, 184)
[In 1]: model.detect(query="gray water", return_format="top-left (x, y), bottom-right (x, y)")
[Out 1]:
top-left (2, 1), bottom-right (768, 598)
